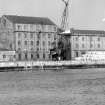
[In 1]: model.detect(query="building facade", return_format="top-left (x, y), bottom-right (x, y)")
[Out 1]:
top-left (70, 28), bottom-right (105, 59)
top-left (0, 15), bottom-right (58, 61)
top-left (61, 28), bottom-right (105, 60)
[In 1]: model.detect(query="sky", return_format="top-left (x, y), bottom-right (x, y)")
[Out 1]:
top-left (0, 0), bottom-right (105, 30)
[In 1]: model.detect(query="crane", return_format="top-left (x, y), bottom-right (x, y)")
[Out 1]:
top-left (50, 0), bottom-right (70, 61)
top-left (61, 0), bottom-right (70, 31)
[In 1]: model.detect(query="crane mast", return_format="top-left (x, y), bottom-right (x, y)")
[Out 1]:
top-left (61, 0), bottom-right (69, 31)
top-left (50, 0), bottom-right (70, 61)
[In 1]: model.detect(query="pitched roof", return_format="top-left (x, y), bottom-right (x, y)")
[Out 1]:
top-left (4, 15), bottom-right (56, 25)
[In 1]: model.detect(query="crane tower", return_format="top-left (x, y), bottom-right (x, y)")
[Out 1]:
top-left (61, 0), bottom-right (69, 31)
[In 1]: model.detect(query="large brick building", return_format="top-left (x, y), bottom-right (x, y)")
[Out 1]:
top-left (0, 15), bottom-right (58, 61)
top-left (61, 28), bottom-right (105, 60)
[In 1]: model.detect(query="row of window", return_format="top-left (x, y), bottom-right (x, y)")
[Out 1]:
top-left (17, 24), bottom-right (57, 32)
top-left (18, 40), bottom-right (34, 46)
top-left (18, 32), bottom-right (55, 39)
top-left (75, 37), bottom-right (101, 41)
top-left (75, 43), bottom-right (101, 48)
top-left (18, 40), bottom-right (51, 46)
top-left (18, 47), bottom-right (50, 51)
top-left (18, 53), bottom-right (49, 60)
top-left (36, 48), bottom-right (47, 51)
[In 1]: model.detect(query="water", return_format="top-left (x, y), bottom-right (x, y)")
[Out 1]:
top-left (0, 68), bottom-right (105, 105)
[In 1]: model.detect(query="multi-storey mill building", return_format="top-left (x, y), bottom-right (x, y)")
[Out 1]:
top-left (0, 15), bottom-right (58, 61)
top-left (61, 28), bottom-right (105, 60)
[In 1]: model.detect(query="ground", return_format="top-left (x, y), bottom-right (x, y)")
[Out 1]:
top-left (0, 68), bottom-right (105, 105)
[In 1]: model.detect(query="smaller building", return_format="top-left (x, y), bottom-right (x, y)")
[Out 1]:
top-left (60, 28), bottom-right (105, 60)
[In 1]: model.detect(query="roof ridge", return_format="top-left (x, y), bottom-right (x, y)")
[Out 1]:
top-left (4, 15), bottom-right (56, 25)
top-left (5, 15), bottom-right (49, 19)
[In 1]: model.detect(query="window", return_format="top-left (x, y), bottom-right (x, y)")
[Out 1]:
top-left (90, 37), bottom-right (93, 41)
top-left (17, 25), bottom-right (21, 30)
top-left (43, 48), bottom-right (45, 51)
top-left (75, 37), bottom-right (78, 41)
top-left (36, 41), bottom-right (39, 46)
top-left (30, 24), bottom-right (34, 30)
top-left (24, 33), bottom-right (27, 38)
top-left (43, 41), bottom-right (45, 46)
top-left (54, 34), bottom-right (56, 40)
top-left (98, 44), bottom-right (100, 48)
top-left (25, 53), bottom-right (27, 60)
top-left (18, 48), bottom-right (21, 51)
top-left (75, 52), bottom-right (78, 57)
top-left (37, 33), bottom-right (41, 39)
top-left (48, 25), bottom-right (52, 30)
top-left (10, 44), bottom-right (12, 49)
top-left (18, 32), bottom-right (21, 38)
top-left (3, 55), bottom-right (6, 58)
top-left (90, 44), bottom-right (93, 48)
top-left (18, 54), bottom-right (21, 60)
top-left (43, 33), bottom-right (46, 37)
top-left (75, 43), bottom-right (79, 48)
top-left (25, 41), bottom-right (27, 46)
top-left (31, 54), bottom-right (33, 59)
top-left (31, 48), bottom-right (34, 51)
top-left (30, 41), bottom-right (33, 46)
top-left (48, 41), bottom-right (50, 46)
top-left (82, 37), bottom-right (84, 41)
top-left (82, 44), bottom-right (85, 48)
top-left (30, 33), bottom-right (33, 38)
top-left (24, 24), bottom-right (27, 30)
top-left (37, 48), bottom-right (39, 51)
top-left (43, 53), bottom-right (45, 59)
top-left (97, 37), bottom-right (100, 41)
top-left (81, 51), bottom-right (85, 55)
top-left (49, 54), bottom-right (50, 59)
top-left (18, 40), bottom-right (21, 46)
top-left (36, 25), bottom-right (40, 31)
top-left (48, 33), bottom-right (51, 38)
top-left (37, 53), bottom-right (39, 59)
top-left (41, 25), bottom-right (45, 30)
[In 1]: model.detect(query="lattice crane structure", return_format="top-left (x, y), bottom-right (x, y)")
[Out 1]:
top-left (61, 0), bottom-right (70, 31)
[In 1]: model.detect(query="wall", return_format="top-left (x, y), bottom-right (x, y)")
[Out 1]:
top-left (71, 30), bottom-right (105, 59)
top-left (14, 23), bottom-right (58, 61)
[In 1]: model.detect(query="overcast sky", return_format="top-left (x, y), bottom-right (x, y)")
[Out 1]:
top-left (0, 0), bottom-right (105, 30)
